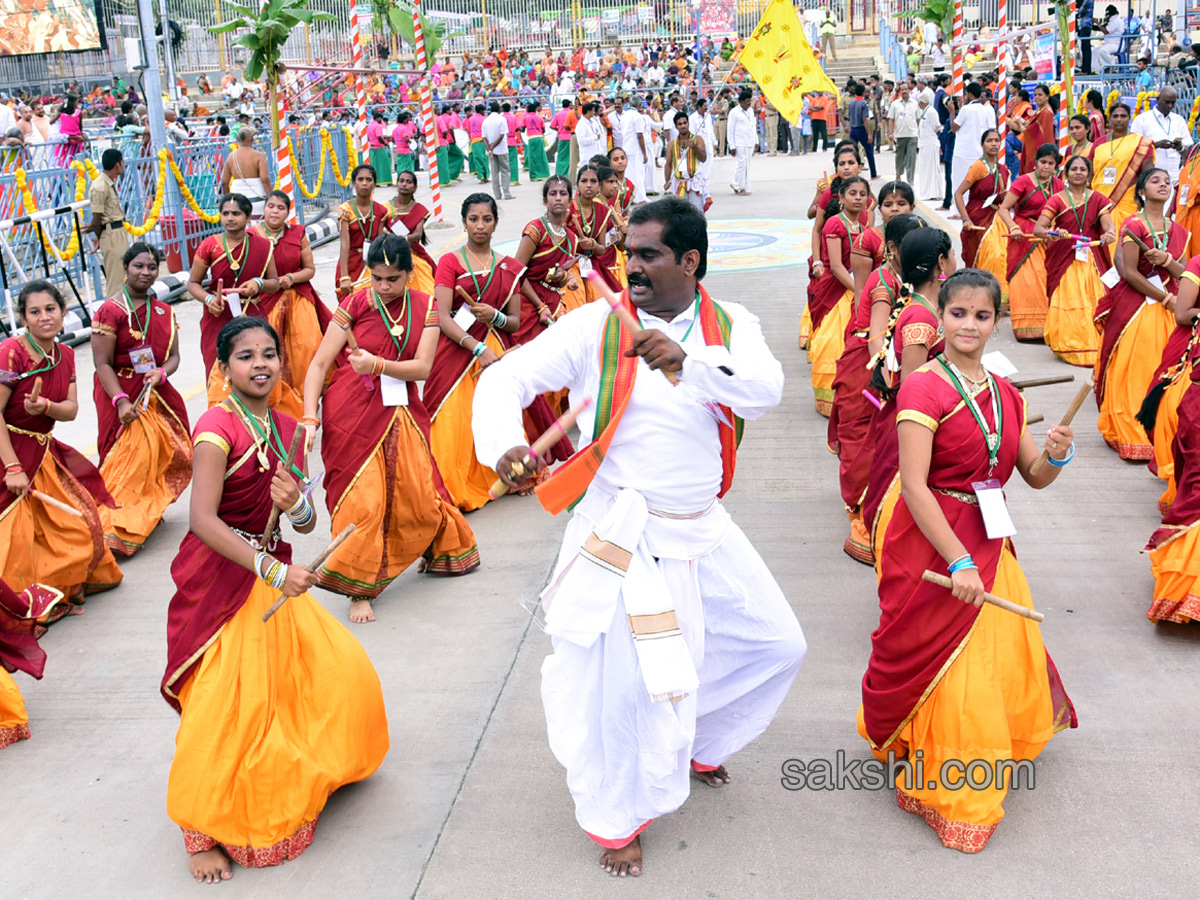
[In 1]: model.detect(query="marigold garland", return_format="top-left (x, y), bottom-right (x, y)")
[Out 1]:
top-left (1106, 89), bottom-right (1120, 115)
top-left (1188, 96), bottom-right (1200, 136)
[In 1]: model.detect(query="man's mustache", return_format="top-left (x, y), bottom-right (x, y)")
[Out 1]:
top-left (626, 274), bottom-right (652, 289)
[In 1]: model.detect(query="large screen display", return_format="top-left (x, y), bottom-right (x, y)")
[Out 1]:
top-left (0, 0), bottom-right (103, 57)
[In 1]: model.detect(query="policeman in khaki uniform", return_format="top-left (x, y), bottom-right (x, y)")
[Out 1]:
top-left (87, 148), bottom-right (129, 297)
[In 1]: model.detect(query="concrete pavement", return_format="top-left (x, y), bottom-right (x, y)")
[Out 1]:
top-left (2, 147), bottom-right (1197, 899)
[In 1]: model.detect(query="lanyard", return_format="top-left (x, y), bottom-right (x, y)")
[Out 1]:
top-left (1031, 174), bottom-right (1053, 202)
top-left (1140, 212), bottom-right (1169, 251)
top-left (353, 200), bottom-right (376, 238)
top-left (373, 289), bottom-right (413, 357)
top-left (636, 290), bottom-right (701, 341)
top-left (121, 287), bottom-right (151, 337)
top-left (20, 335), bottom-right (59, 380)
top-left (460, 248), bottom-right (497, 302)
top-left (1064, 188), bottom-right (1089, 234)
top-left (229, 393), bottom-right (306, 481)
top-left (220, 232), bottom-right (249, 282)
top-left (937, 355), bottom-right (1003, 472)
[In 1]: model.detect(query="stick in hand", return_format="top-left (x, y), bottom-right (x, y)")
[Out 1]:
top-left (582, 271), bottom-right (680, 385)
top-left (922, 570), bottom-right (1045, 622)
top-left (341, 325), bottom-right (376, 392)
top-left (261, 428), bottom-right (306, 548)
top-left (1010, 375), bottom-right (1075, 390)
top-left (29, 377), bottom-right (41, 405)
top-left (261, 523), bottom-right (357, 622)
top-left (488, 397), bottom-right (593, 499)
top-left (30, 489), bottom-right (82, 518)
top-left (1028, 380), bottom-right (1092, 476)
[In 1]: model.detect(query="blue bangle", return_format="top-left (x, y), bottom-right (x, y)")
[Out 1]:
top-left (948, 555), bottom-right (977, 574)
top-left (1046, 443), bottom-right (1074, 467)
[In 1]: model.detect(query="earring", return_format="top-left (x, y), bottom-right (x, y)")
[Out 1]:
top-left (223, 376), bottom-right (230, 389)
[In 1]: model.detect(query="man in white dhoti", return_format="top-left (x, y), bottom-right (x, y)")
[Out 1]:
top-left (473, 197), bottom-right (806, 878)
top-left (621, 96), bottom-right (650, 204)
top-left (665, 111), bottom-right (709, 213)
top-left (728, 89), bottom-right (757, 195)
top-left (689, 97), bottom-right (717, 209)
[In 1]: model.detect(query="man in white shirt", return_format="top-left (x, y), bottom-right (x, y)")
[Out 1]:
top-left (887, 83), bottom-right (921, 183)
top-left (1095, 5), bottom-right (1124, 69)
top-left (665, 93), bottom-right (685, 143)
top-left (916, 75), bottom-right (935, 109)
top-left (621, 95), bottom-right (650, 204)
top-left (727, 89), bottom-right (757, 195)
top-left (482, 101), bottom-right (515, 200)
top-left (930, 37), bottom-right (947, 73)
top-left (950, 82), bottom-right (997, 198)
top-left (0, 100), bottom-right (15, 137)
top-left (607, 96), bottom-right (627, 150)
top-left (646, 63), bottom-right (666, 87)
top-left (472, 196), bottom-right (804, 880)
top-left (1130, 86), bottom-right (1192, 184)
top-left (575, 102), bottom-right (607, 167)
top-left (688, 97), bottom-right (717, 199)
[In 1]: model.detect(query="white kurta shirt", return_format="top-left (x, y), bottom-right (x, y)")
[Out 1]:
top-left (1131, 107), bottom-right (1193, 183)
top-left (727, 104), bottom-right (757, 147)
top-left (473, 294), bottom-right (784, 513)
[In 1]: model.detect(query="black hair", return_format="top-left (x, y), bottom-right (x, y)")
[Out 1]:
top-left (122, 241), bottom-right (164, 268)
top-left (399, 111), bottom-right (412, 124)
top-left (1064, 153), bottom-right (1094, 180)
top-left (101, 148), bottom-right (123, 170)
top-left (877, 180), bottom-right (915, 208)
top-left (576, 163), bottom-right (600, 184)
top-left (596, 165), bottom-right (617, 183)
top-left (351, 163), bottom-right (378, 184)
top-left (937, 268), bottom-right (1001, 315)
top-left (216, 316), bottom-right (279, 365)
top-left (265, 188), bottom-right (292, 211)
top-left (1035, 142), bottom-right (1061, 164)
top-left (607, 146), bottom-right (627, 161)
top-left (17, 279), bottom-right (65, 317)
top-left (501, 102), bottom-right (511, 112)
top-left (628, 196), bottom-right (708, 281)
top-left (526, 101), bottom-right (539, 113)
top-left (738, 89), bottom-right (752, 102)
top-left (966, 82), bottom-right (983, 99)
top-left (366, 233), bottom-right (413, 271)
top-left (589, 153), bottom-right (610, 168)
top-left (1086, 89), bottom-right (1104, 114)
top-left (899, 228), bottom-right (952, 291)
top-left (396, 169), bottom-right (418, 189)
top-left (883, 212), bottom-right (925, 251)
top-left (673, 110), bottom-right (688, 125)
top-left (1111, 102), bottom-right (1131, 117)
top-left (461, 191), bottom-right (498, 220)
top-left (218, 192), bottom-right (253, 217)
top-left (542, 174), bottom-right (573, 201)
top-left (980, 128), bottom-right (1000, 147)
top-left (1135, 167), bottom-right (1169, 209)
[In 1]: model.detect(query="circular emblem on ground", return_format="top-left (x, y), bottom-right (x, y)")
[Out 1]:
top-left (492, 217), bottom-right (810, 274)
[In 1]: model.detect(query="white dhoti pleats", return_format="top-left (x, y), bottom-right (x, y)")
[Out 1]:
top-left (539, 488), bottom-right (806, 844)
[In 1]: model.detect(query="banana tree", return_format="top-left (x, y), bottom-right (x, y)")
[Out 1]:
top-left (210, 0), bottom-right (334, 150)
top-left (900, 0), bottom-right (953, 55)
top-left (371, 0), bottom-right (462, 71)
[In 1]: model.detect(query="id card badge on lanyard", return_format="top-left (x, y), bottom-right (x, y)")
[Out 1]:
top-left (982, 193), bottom-right (998, 208)
top-left (1075, 240), bottom-right (1091, 262)
top-left (578, 256), bottom-right (594, 275)
top-left (128, 345), bottom-right (157, 374)
top-left (362, 239), bottom-right (372, 262)
top-left (971, 478), bottom-right (1018, 539)
top-left (1102, 166), bottom-right (1117, 186)
top-left (1181, 184), bottom-right (1191, 206)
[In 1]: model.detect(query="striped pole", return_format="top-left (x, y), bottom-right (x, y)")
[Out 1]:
top-left (1059, 0), bottom-right (1076, 157)
top-left (275, 80), bottom-right (298, 224)
top-left (997, 0), bottom-right (1007, 139)
top-left (952, 0), bottom-right (964, 96)
top-left (411, 0), bottom-right (443, 221)
top-left (349, 0), bottom-right (368, 155)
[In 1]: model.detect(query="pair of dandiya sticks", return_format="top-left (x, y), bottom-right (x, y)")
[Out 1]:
top-left (11, 377), bottom-right (83, 520)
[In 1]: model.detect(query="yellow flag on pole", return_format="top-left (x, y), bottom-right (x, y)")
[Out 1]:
top-left (736, 0), bottom-right (839, 124)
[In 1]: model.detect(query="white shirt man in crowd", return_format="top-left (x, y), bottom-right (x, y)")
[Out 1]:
top-left (887, 82), bottom-right (921, 183)
top-left (1095, 4), bottom-right (1125, 69)
top-left (622, 95), bottom-right (650, 204)
top-left (1130, 86), bottom-right (1193, 184)
top-left (482, 101), bottom-right (515, 200)
top-left (727, 89), bottom-right (757, 195)
top-left (472, 196), bottom-right (805, 880)
top-left (950, 82), bottom-right (997, 200)
top-left (575, 101), bottom-right (608, 164)
top-left (607, 96), bottom-right (628, 151)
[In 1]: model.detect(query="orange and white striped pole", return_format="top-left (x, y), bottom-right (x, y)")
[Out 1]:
top-left (1059, 0), bottom-right (1076, 157)
top-left (411, 0), bottom-right (443, 221)
top-left (997, 0), bottom-right (1007, 139)
top-left (952, 0), bottom-right (964, 96)
top-left (349, 0), bottom-right (368, 155)
top-left (275, 80), bottom-right (298, 224)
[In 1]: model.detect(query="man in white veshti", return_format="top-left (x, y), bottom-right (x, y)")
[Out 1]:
top-left (472, 197), bottom-right (806, 878)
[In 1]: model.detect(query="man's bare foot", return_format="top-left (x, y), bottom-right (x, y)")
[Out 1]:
top-left (349, 599), bottom-right (376, 623)
top-left (188, 847), bottom-right (232, 884)
top-left (693, 764), bottom-right (731, 787)
top-left (599, 836), bottom-right (642, 877)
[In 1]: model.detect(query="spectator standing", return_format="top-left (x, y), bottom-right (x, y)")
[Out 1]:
top-left (847, 84), bottom-right (878, 179)
top-left (888, 83), bottom-right (920, 183)
top-left (482, 102), bottom-right (514, 200)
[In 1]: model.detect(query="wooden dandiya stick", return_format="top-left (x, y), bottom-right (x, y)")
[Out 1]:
top-left (340, 323), bottom-right (376, 392)
top-left (488, 397), bottom-right (592, 499)
top-left (29, 376), bottom-right (41, 405)
top-left (862, 389), bottom-right (882, 410)
top-left (1028, 380), bottom-right (1093, 476)
top-left (455, 286), bottom-right (508, 354)
top-left (261, 428), bottom-right (306, 548)
top-left (583, 271), bottom-right (681, 386)
top-left (1026, 413), bottom-right (1044, 425)
top-left (261, 523), bottom-right (357, 622)
top-left (1010, 375), bottom-right (1075, 389)
top-left (922, 570), bottom-right (1045, 622)
top-left (29, 489), bottom-right (82, 518)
